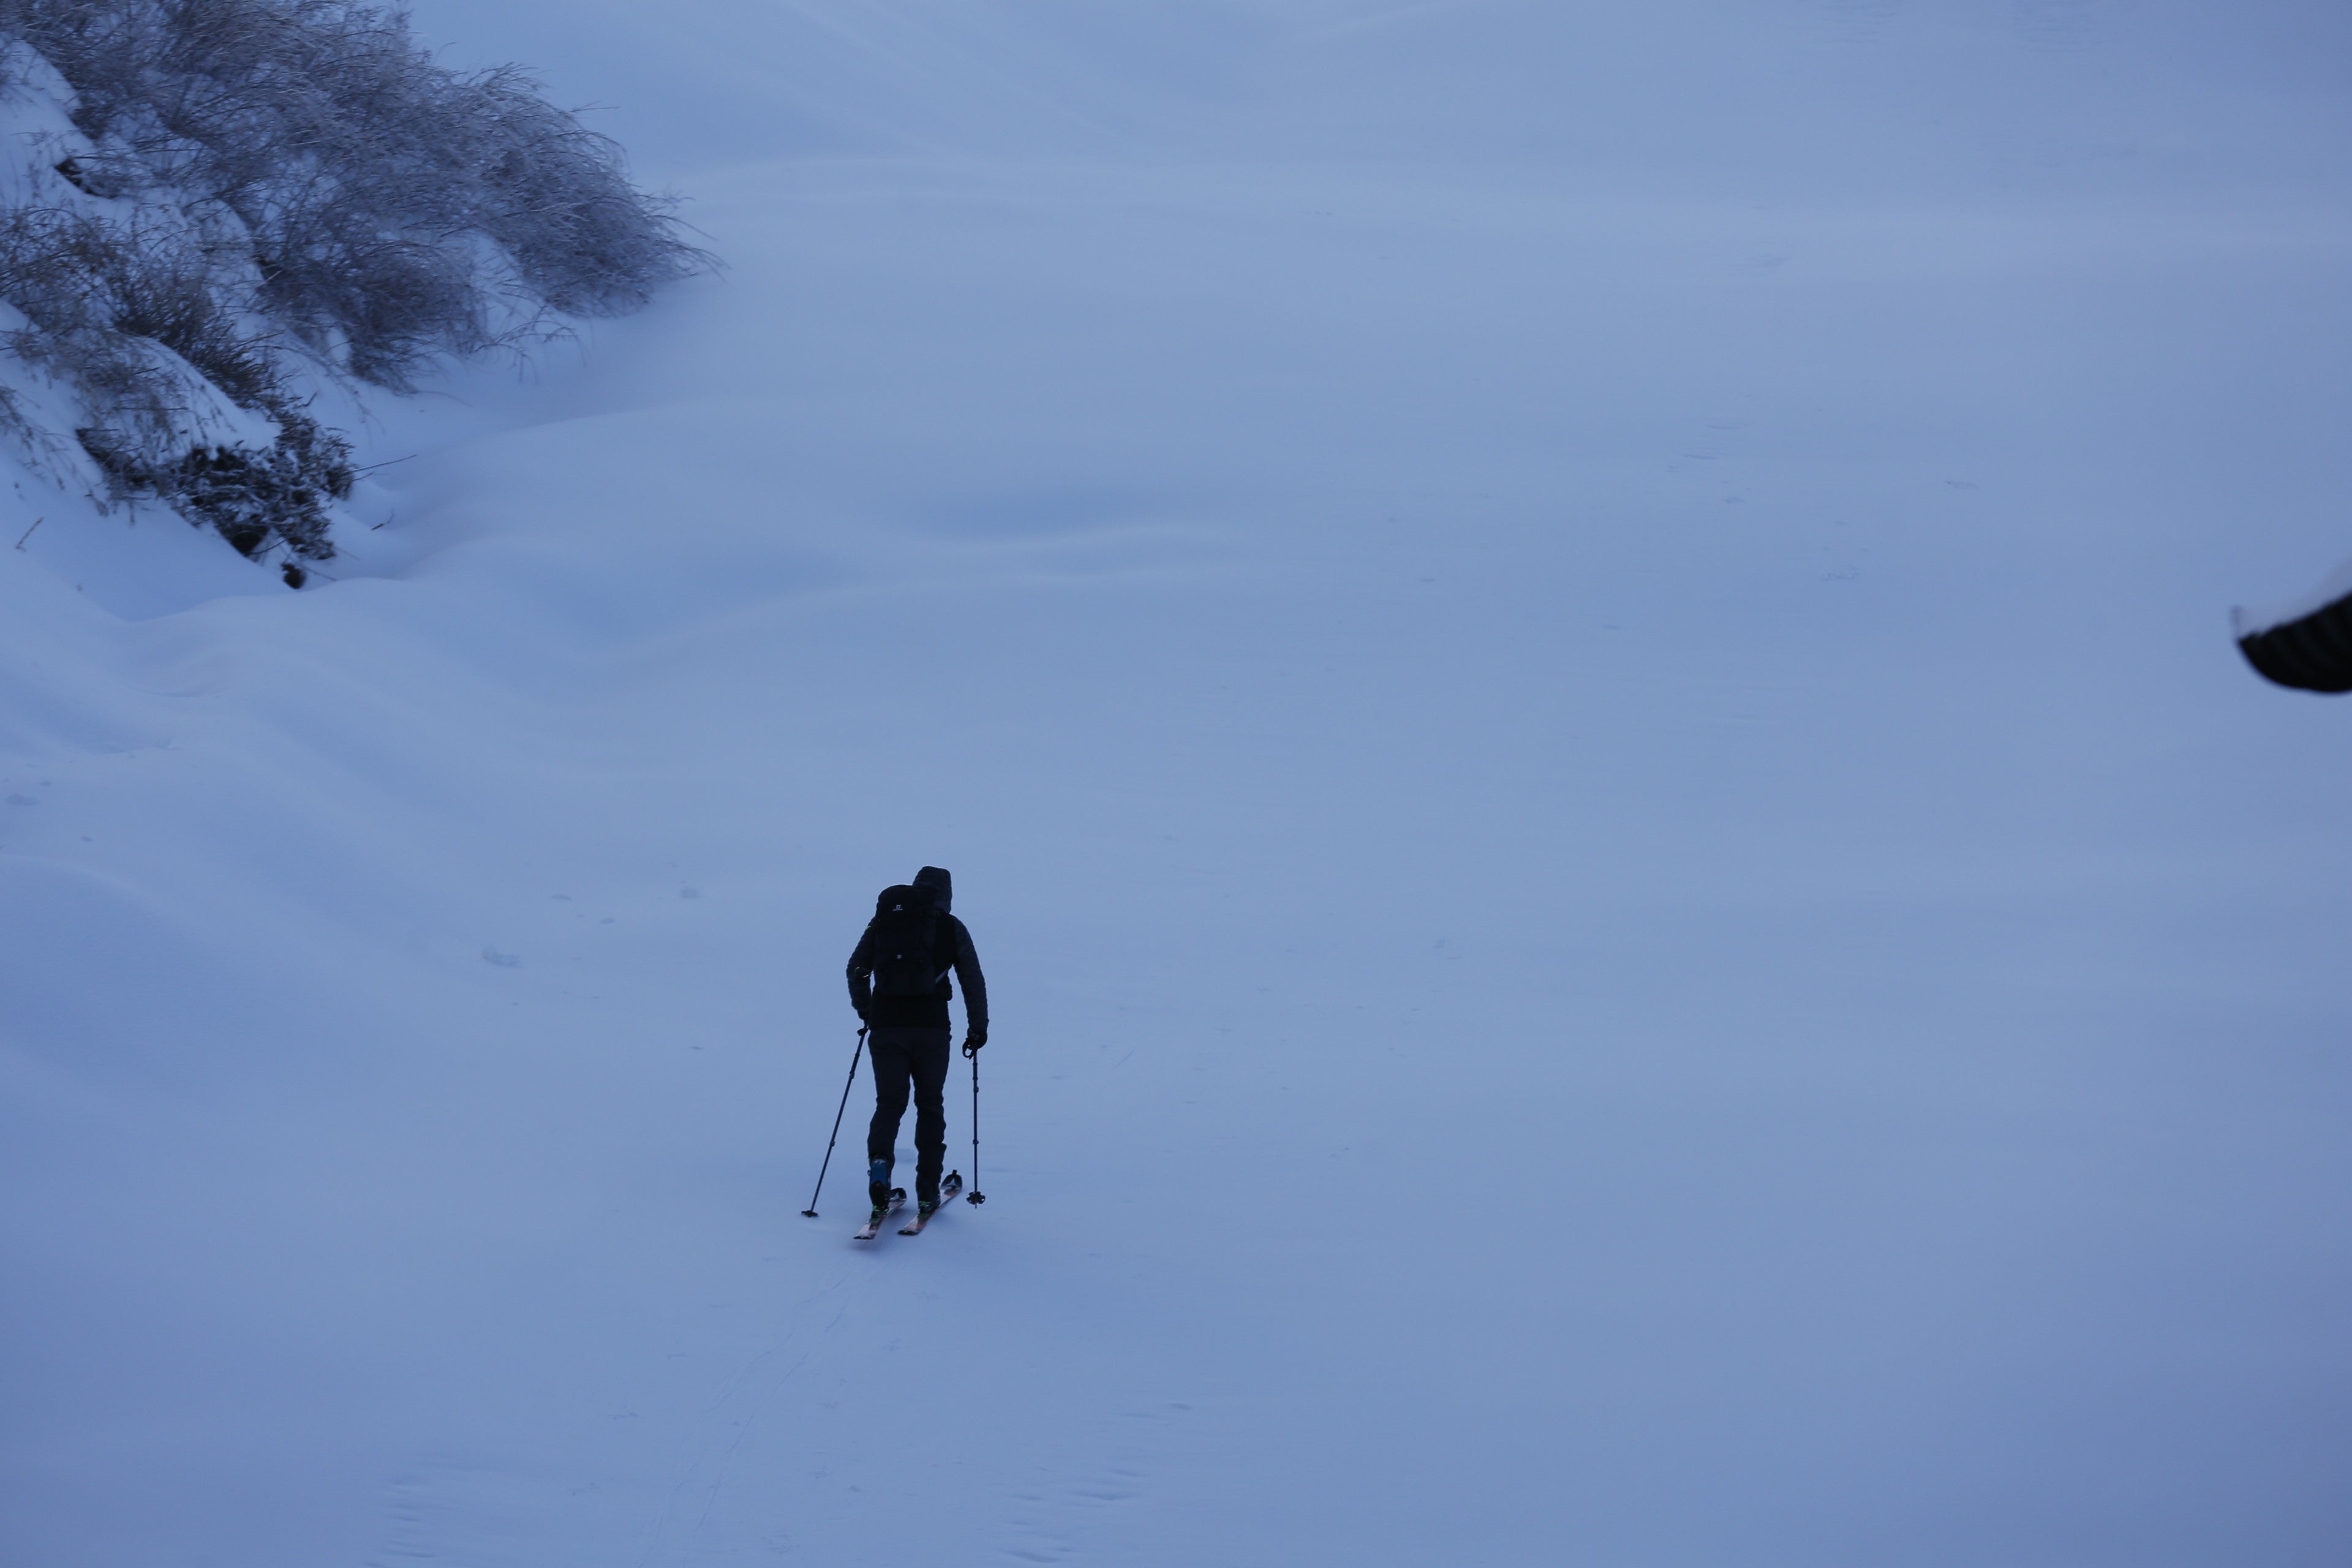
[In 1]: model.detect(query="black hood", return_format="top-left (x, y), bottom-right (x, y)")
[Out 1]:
top-left (911, 865), bottom-right (952, 914)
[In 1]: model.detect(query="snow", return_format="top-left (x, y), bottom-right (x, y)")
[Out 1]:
top-left (6, 2), bottom-right (2352, 1564)
top-left (2236, 552), bottom-right (2352, 637)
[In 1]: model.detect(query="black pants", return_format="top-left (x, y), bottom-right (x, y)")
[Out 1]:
top-left (866, 1025), bottom-right (951, 1202)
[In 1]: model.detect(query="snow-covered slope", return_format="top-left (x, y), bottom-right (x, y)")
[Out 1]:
top-left (6, 4), bottom-right (2351, 1564)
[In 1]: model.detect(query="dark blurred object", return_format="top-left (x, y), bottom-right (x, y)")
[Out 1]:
top-left (2236, 565), bottom-right (2352, 694)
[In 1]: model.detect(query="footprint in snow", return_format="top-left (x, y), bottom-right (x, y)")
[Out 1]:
top-left (481, 946), bottom-right (521, 967)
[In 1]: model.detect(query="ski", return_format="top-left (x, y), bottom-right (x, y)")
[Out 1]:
top-left (853, 1188), bottom-right (906, 1241)
top-left (897, 1171), bottom-right (964, 1235)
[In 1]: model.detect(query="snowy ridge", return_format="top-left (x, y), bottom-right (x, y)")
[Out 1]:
top-left (6, 4), bottom-right (2352, 1566)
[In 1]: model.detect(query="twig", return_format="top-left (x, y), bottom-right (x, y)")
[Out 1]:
top-left (13, 516), bottom-right (42, 550)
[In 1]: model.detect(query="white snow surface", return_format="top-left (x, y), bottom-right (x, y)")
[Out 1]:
top-left (6, 3), bottom-right (2352, 1564)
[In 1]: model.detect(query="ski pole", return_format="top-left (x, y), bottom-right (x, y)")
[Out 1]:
top-left (801, 1027), bottom-right (867, 1217)
top-left (966, 1045), bottom-right (986, 1205)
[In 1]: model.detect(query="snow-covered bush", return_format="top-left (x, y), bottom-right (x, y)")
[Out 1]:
top-left (0, 0), bottom-right (706, 569)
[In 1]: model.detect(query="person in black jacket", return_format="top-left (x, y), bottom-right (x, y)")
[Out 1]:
top-left (846, 865), bottom-right (987, 1219)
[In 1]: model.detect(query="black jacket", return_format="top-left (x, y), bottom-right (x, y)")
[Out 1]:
top-left (848, 912), bottom-right (987, 1033)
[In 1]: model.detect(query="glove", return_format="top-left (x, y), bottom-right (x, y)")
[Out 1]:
top-left (962, 1026), bottom-right (987, 1057)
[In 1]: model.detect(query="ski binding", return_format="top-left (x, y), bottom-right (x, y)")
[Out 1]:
top-left (898, 1171), bottom-right (964, 1234)
top-left (854, 1188), bottom-right (906, 1241)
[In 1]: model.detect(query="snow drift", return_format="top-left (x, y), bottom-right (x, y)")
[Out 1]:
top-left (4, 3), bottom-right (2351, 1566)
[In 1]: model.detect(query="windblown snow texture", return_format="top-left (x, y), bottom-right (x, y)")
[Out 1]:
top-left (4, 4), bottom-right (2351, 1567)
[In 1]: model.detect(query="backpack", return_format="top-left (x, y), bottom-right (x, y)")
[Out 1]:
top-left (865, 884), bottom-right (948, 998)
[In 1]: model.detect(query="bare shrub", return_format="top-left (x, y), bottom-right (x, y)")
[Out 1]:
top-left (0, 0), bottom-right (708, 564)
top-left (0, 202), bottom-right (354, 559)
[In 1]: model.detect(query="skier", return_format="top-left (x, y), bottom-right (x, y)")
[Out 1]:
top-left (846, 865), bottom-right (988, 1226)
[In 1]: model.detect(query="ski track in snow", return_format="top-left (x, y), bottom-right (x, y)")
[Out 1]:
top-left (8, 2), bottom-right (2352, 1565)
